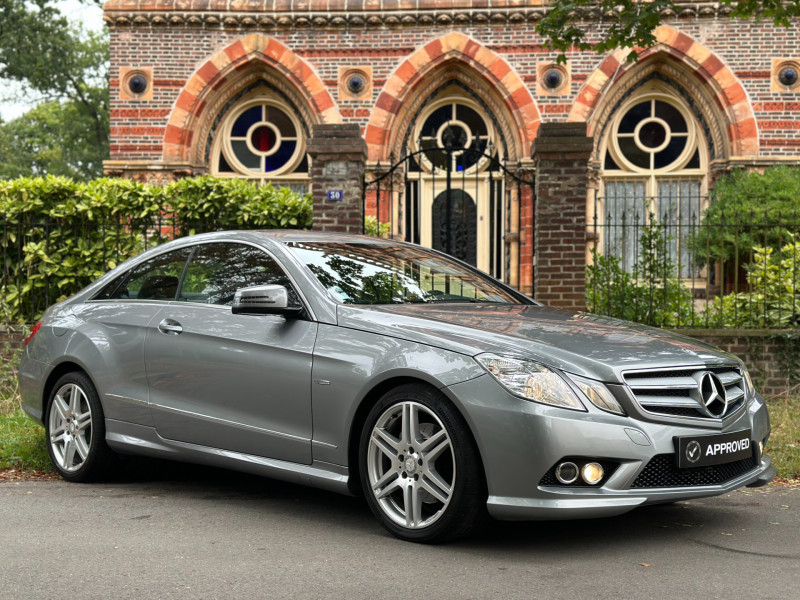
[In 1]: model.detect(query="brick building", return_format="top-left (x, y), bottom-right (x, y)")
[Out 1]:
top-left (102, 1), bottom-right (800, 306)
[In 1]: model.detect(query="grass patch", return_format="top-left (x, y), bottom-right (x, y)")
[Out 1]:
top-left (0, 408), bottom-right (52, 473)
top-left (766, 396), bottom-right (800, 480)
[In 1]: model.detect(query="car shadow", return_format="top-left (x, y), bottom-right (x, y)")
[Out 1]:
top-left (93, 455), bottom-right (758, 550)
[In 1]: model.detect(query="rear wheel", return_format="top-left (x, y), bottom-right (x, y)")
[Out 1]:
top-left (45, 371), bottom-right (114, 482)
top-left (359, 384), bottom-right (487, 543)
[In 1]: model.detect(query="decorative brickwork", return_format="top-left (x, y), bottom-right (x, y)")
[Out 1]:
top-left (570, 25), bottom-right (759, 160)
top-left (307, 124), bottom-right (367, 233)
top-left (364, 31), bottom-right (539, 162)
top-left (163, 33), bottom-right (340, 167)
top-left (531, 123), bottom-right (593, 310)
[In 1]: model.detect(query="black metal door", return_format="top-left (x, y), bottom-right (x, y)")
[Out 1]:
top-left (432, 189), bottom-right (477, 266)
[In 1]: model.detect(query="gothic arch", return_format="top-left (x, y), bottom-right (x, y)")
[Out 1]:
top-left (568, 25), bottom-right (758, 159)
top-left (163, 34), bottom-right (341, 165)
top-left (364, 32), bottom-right (540, 162)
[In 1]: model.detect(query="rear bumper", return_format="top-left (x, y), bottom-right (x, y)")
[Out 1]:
top-left (18, 355), bottom-right (50, 424)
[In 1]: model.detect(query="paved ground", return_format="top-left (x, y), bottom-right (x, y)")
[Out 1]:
top-left (1, 460), bottom-right (798, 600)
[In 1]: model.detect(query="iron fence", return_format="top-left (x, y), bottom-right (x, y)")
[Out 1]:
top-left (588, 193), bottom-right (800, 329)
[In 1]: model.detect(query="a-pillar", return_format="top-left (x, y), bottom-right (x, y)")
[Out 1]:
top-left (531, 123), bottom-right (593, 310)
top-left (307, 123), bottom-right (367, 233)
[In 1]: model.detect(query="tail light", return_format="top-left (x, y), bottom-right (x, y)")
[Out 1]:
top-left (24, 322), bottom-right (43, 346)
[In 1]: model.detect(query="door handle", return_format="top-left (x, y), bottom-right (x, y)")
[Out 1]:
top-left (158, 319), bottom-right (183, 335)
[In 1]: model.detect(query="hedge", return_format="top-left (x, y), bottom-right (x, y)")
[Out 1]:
top-left (0, 175), bottom-right (311, 322)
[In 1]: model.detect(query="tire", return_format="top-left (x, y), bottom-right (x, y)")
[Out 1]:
top-left (359, 383), bottom-right (487, 543)
top-left (45, 371), bottom-right (115, 482)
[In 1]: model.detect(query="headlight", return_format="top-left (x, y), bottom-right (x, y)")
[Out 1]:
top-left (476, 354), bottom-right (586, 411)
top-left (741, 365), bottom-right (756, 398)
top-left (567, 374), bottom-right (626, 416)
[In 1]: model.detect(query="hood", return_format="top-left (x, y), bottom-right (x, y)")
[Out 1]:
top-left (336, 303), bottom-right (737, 382)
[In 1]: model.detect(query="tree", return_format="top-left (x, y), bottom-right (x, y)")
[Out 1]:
top-left (0, 99), bottom-right (107, 179)
top-left (0, 1), bottom-right (108, 179)
top-left (537, 0), bottom-right (800, 61)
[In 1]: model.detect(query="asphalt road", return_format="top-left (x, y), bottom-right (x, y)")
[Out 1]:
top-left (1, 460), bottom-right (798, 600)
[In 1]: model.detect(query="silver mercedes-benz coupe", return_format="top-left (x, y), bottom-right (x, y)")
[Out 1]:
top-left (19, 230), bottom-right (775, 542)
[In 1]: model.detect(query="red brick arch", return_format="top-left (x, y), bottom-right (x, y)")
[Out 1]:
top-left (364, 32), bottom-right (540, 162)
top-left (568, 25), bottom-right (758, 157)
top-left (163, 34), bottom-right (341, 163)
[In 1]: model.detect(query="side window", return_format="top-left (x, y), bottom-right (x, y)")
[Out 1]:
top-left (179, 243), bottom-right (299, 306)
top-left (107, 248), bottom-right (191, 301)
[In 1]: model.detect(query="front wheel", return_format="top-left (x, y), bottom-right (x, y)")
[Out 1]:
top-left (359, 384), bottom-right (487, 543)
top-left (45, 371), bottom-right (115, 482)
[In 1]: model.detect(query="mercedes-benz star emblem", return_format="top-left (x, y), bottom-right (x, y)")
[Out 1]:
top-left (696, 371), bottom-right (728, 417)
top-left (686, 440), bottom-right (701, 464)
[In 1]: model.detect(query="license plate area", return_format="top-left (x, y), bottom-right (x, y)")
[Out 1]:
top-left (675, 429), bottom-right (752, 468)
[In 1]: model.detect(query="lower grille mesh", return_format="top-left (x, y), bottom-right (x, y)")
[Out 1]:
top-left (630, 452), bottom-right (758, 488)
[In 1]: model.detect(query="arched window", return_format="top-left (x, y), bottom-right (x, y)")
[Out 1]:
top-left (211, 96), bottom-right (309, 191)
top-left (599, 85), bottom-right (708, 274)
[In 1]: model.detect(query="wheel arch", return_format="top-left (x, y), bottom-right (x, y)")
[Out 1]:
top-left (42, 360), bottom-right (93, 416)
top-left (345, 375), bottom-right (488, 497)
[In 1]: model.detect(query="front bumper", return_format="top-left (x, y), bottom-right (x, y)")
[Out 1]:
top-left (444, 374), bottom-right (774, 521)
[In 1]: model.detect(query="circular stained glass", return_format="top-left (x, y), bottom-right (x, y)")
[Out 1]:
top-left (615, 99), bottom-right (690, 171)
top-left (225, 103), bottom-right (300, 174)
top-left (416, 101), bottom-right (493, 173)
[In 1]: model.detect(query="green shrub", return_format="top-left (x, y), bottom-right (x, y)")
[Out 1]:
top-left (364, 216), bottom-right (390, 237)
top-left (692, 166), bottom-right (800, 272)
top-left (587, 219), bottom-right (694, 327)
top-left (0, 175), bottom-right (311, 322)
top-left (703, 239), bottom-right (800, 328)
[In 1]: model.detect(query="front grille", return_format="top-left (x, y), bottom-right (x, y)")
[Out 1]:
top-left (623, 365), bottom-right (747, 422)
top-left (630, 452), bottom-right (758, 488)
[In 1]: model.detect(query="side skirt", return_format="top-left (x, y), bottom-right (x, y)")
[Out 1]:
top-left (105, 419), bottom-right (352, 496)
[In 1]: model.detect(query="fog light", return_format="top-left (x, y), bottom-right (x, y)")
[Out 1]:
top-left (759, 441), bottom-right (764, 457)
top-left (581, 462), bottom-right (604, 485)
top-left (555, 462), bottom-right (579, 484)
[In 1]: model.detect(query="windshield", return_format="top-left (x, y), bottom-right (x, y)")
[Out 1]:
top-left (285, 241), bottom-right (526, 305)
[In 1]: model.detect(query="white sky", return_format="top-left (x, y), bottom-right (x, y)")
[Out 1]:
top-left (0, 0), bottom-right (104, 121)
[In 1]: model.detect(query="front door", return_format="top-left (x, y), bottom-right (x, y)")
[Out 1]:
top-left (145, 241), bottom-right (315, 465)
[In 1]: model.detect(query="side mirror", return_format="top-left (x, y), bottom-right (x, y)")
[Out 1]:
top-left (231, 285), bottom-right (303, 317)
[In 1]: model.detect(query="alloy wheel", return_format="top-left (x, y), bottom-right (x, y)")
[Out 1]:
top-left (366, 401), bottom-right (455, 529)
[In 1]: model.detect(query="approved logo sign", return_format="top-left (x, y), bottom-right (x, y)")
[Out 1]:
top-left (675, 429), bottom-right (752, 468)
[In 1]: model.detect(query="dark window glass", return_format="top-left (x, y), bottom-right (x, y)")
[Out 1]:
top-left (231, 106), bottom-right (262, 137)
top-left (94, 272), bottom-right (129, 300)
top-left (179, 243), bottom-right (298, 306)
top-left (218, 152), bottom-right (234, 173)
top-left (231, 140), bottom-right (260, 170)
top-left (655, 101), bottom-right (687, 133)
top-left (619, 101), bottom-right (651, 133)
top-left (654, 136), bottom-right (687, 169)
top-left (265, 140), bottom-right (296, 172)
top-left (604, 150), bottom-right (621, 171)
top-left (422, 105), bottom-right (451, 137)
top-left (618, 137), bottom-right (650, 169)
top-left (638, 121), bottom-right (667, 149)
top-left (107, 248), bottom-right (192, 301)
top-left (456, 104), bottom-right (488, 137)
top-left (266, 106), bottom-right (296, 137)
top-left (686, 148), bottom-right (701, 169)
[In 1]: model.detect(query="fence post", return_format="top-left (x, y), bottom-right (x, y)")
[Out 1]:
top-left (531, 123), bottom-right (593, 310)
top-left (307, 123), bottom-right (367, 233)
